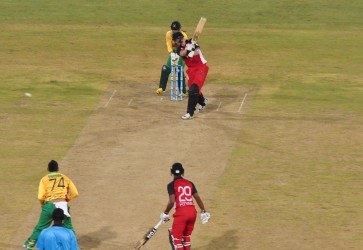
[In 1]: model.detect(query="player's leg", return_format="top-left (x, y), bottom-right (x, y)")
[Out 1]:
top-left (194, 64), bottom-right (209, 112)
top-left (197, 92), bottom-right (206, 105)
top-left (170, 212), bottom-right (187, 249)
top-left (156, 55), bottom-right (172, 94)
top-left (182, 210), bottom-right (197, 250)
top-left (24, 203), bottom-right (55, 248)
top-left (182, 83), bottom-right (199, 120)
top-left (197, 92), bottom-right (208, 112)
top-left (63, 205), bottom-right (76, 234)
top-left (182, 234), bottom-right (191, 250)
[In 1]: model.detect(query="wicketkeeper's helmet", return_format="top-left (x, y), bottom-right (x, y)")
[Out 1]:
top-left (171, 162), bottom-right (184, 176)
top-left (170, 21), bottom-right (181, 31)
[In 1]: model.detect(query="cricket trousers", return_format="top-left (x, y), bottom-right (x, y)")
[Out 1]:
top-left (171, 207), bottom-right (197, 250)
top-left (26, 202), bottom-right (75, 243)
top-left (185, 63), bottom-right (209, 116)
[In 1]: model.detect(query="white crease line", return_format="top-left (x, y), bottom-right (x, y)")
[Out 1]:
top-left (216, 102), bottom-right (222, 111)
top-left (238, 93), bottom-right (247, 113)
top-left (104, 90), bottom-right (117, 108)
top-left (219, 110), bottom-right (245, 113)
top-left (128, 99), bottom-right (133, 106)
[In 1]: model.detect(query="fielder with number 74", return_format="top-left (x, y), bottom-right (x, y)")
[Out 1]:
top-left (160, 163), bottom-right (211, 250)
top-left (23, 160), bottom-right (79, 250)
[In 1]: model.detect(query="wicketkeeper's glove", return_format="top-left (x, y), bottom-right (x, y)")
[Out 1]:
top-left (160, 212), bottom-right (170, 224)
top-left (201, 211), bottom-right (211, 224)
top-left (170, 52), bottom-right (180, 66)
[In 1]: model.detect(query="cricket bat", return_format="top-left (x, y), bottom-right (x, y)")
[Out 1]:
top-left (192, 17), bottom-right (207, 42)
top-left (134, 220), bottom-right (163, 249)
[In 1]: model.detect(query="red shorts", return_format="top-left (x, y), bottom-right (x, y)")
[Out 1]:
top-left (186, 64), bottom-right (209, 92)
top-left (172, 206), bottom-right (197, 238)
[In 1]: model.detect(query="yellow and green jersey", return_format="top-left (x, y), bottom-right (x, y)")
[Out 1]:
top-left (38, 172), bottom-right (79, 204)
top-left (166, 30), bottom-right (188, 53)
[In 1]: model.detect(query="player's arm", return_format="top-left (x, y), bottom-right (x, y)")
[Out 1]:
top-left (177, 47), bottom-right (187, 57)
top-left (66, 180), bottom-right (79, 201)
top-left (166, 31), bottom-right (174, 53)
top-left (160, 182), bottom-right (175, 223)
top-left (37, 179), bottom-right (46, 205)
top-left (193, 190), bottom-right (211, 224)
top-left (163, 194), bottom-right (175, 214)
top-left (193, 192), bottom-right (206, 211)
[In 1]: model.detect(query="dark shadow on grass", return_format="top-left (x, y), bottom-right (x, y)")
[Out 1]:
top-left (77, 226), bottom-right (119, 249)
top-left (197, 230), bottom-right (239, 250)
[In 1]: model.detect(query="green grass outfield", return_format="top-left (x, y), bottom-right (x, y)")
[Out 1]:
top-left (1, 0), bottom-right (363, 248)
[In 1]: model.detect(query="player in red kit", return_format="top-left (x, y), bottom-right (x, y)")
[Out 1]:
top-left (160, 163), bottom-right (211, 250)
top-left (172, 32), bottom-right (209, 120)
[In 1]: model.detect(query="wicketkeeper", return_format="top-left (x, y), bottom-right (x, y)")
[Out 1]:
top-left (156, 21), bottom-right (187, 95)
top-left (160, 163), bottom-right (211, 250)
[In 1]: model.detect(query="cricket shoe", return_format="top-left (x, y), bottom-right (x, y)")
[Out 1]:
top-left (23, 240), bottom-right (35, 250)
top-left (197, 98), bottom-right (208, 112)
top-left (156, 88), bottom-right (165, 94)
top-left (22, 239), bottom-right (30, 248)
top-left (181, 113), bottom-right (194, 120)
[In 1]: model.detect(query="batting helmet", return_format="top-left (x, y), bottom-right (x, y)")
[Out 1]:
top-left (170, 21), bottom-right (181, 31)
top-left (172, 31), bottom-right (184, 41)
top-left (171, 163), bottom-right (184, 176)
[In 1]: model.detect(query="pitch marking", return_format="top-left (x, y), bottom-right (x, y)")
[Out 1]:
top-left (238, 93), bottom-right (247, 113)
top-left (216, 101), bottom-right (222, 111)
top-left (104, 90), bottom-right (117, 108)
top-left (128, 99), bottom-right (133, 106)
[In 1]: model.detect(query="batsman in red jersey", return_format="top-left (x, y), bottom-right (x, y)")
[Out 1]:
top-left (172, 32), bottom-right (209, 120)
top-left (160, 163), bottom-right (211, 250)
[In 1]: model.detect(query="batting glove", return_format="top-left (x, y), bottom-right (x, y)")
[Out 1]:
top-left (185, 43), bottom-right (193, 50)
top-left (201, 211), bottom-right (210, 224)
top-left (160, 212), bottom-right (170, 224)
top-left (187, 51), bottom-right (195, 58)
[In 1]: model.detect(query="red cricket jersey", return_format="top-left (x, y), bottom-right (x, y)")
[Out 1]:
top-left (167, 177), bottom-right (197, 209)
top-left (179, 39), bottom-right (208, 90)
top-left (181, 40), bottom-right (207, 68)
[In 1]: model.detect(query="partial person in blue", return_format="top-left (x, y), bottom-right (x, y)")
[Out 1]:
top-left (36, 208), bottom-right (78, 250)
